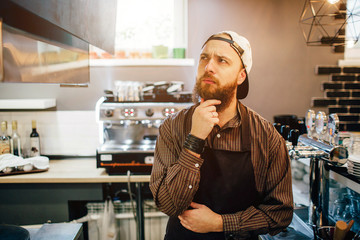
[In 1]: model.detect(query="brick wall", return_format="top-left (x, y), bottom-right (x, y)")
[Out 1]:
top-left (312, 66), bottom-right (360, 131)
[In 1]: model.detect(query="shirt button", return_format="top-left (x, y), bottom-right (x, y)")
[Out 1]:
top-left (195, 163), bottom-right (199, 168)
top-left (217, 133), bottom-right (221, 138)
top-left (189, 185), bottom-right (193, 189)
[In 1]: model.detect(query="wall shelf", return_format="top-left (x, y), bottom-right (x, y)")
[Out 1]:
top-left (89, 58), bottom-right (195, 67)
top-left (0, 99), bottom-right (56, 109)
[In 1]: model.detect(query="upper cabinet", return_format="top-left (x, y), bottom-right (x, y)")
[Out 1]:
top-left (0, 0), bottom-right (117, 84)
top-left (11, 0), bottom-right (117, 54)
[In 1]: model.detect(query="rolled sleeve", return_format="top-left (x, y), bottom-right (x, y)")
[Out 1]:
top-left (178, 149), bottom-right (204, 172)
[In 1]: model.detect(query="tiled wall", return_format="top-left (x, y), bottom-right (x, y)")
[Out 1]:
top-left (0, 111), bottom-right (99, 157)
top-left (312, 66), bottom-right (360, 131)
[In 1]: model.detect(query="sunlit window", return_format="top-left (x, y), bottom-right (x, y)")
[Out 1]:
top-left (344, 0), bottom-right (360, 59)
top-left (91, 0), bottom-right (187, 59)
top-left (346, 0), bottom-right (360, 48)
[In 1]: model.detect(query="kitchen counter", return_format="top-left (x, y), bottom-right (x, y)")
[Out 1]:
top-left (0, 158), bottom-right (151, 232)
top-left (0, 158), bottom-right (151, 183)
top-left (1, 158), bottom-right (316, 240)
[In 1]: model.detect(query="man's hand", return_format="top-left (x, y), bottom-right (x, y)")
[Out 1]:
top-left (178, 202), bottom-right (223, 233)
top-left (191, 99), bottom-right (221, 140)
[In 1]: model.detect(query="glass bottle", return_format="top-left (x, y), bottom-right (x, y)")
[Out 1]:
top-left (0, 121), bottom-right (11, 154)
top-left (10, 120), bottom-right (21, 156)
top-left (4, 121), bottom-right (11, 148)
top-left (30, 120), bottom-right (40, 157)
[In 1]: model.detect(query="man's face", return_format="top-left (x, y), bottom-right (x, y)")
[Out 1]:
top-left (194, 35), bottom-right (245, 112)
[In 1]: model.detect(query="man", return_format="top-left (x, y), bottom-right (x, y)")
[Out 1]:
top-left (150, 31), bottom-right (293, 240)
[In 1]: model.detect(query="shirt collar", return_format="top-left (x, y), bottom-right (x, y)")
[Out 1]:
top-left (220, 100), bottom-right (242, 130)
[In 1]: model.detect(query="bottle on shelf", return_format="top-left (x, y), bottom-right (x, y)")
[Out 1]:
top-left (4, 121), bottom-right (11, 142)
top-left (10, 120), bottom-right (22, 156)
top-left (30, 120), bottom-right (40, 157)
top-left (5, 121), bottom-right (11, 138)
top-left (0, 121), bottom-right (11, 154)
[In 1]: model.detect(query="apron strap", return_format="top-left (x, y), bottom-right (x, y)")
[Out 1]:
top-left (239, 102), bottom-right (251, 152)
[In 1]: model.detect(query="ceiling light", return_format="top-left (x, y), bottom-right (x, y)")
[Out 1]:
top-left (299, 0), bottom-right (360, 46)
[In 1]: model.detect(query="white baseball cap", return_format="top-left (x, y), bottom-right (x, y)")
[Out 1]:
top-left (202, 31), bottom-right (252, 99)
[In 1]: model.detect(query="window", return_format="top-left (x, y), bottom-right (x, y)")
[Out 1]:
top-left (90, 0), bottom-right (188, 60)
top-left (345, 0), bottom-right (360, 59)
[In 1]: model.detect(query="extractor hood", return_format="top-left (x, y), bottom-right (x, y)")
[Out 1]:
top-left (0, 0), bottom-right (117, 84)
top-left (0, 0), bottom-right (117, 54)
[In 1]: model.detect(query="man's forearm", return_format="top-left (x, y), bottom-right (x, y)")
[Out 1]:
top-left (221, 202), bottom-right (293, 236)
top-left (150, 149), bottom-right (204, 216)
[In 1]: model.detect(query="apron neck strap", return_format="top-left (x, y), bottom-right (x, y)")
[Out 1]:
top-left (239, 102), bottom-right (251, 151)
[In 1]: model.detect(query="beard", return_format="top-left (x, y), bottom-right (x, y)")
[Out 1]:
top-left (193, 73), bottom-right (237, 112)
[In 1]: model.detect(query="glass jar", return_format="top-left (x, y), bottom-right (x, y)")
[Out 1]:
top-left (349, 134), bottom-right (360, 157)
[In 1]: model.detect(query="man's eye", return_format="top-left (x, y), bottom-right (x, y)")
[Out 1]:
top-left (219, 58), bottom-right (227, 63)
top-left (200, 56), bottom-right (207, 60)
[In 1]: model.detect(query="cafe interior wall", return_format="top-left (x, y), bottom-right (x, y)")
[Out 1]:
top-left (0, 0), bottom-right (343, 122)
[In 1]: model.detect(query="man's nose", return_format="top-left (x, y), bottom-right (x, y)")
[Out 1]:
top-left (205, 59), bottom-right (215, 73)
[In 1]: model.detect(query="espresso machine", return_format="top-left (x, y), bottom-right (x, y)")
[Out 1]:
top-left (95, 94), bottom-right (192, 175)
top-left (287, 110), bottom-right (348, 228)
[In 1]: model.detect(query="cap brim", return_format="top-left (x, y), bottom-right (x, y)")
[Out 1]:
top-left (237, 75), bottom-right (249, 99)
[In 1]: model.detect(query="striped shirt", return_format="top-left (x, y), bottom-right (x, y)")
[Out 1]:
top-left (150, 101), bottom-right (293, 238)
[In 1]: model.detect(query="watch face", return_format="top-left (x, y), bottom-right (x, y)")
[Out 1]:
top-left (315, 111), bottom-right (328, 135)
top-left (305, 109), bottom-right (316, 135)
top-left (328, 113), bottom-right (339, 137)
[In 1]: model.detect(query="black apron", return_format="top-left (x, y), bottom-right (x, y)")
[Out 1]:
top-left (165, 103), bottom-right (262, 240)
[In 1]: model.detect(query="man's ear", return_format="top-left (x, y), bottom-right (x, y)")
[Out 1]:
top-left (237, 68), bottom-right (246, 86)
